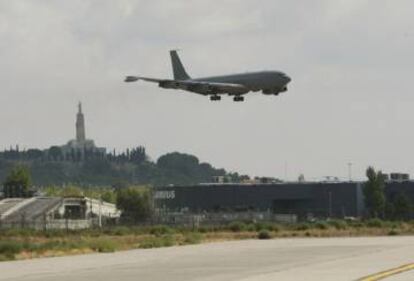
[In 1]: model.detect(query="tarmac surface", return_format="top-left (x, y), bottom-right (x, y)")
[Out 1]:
top-left (386, 269), bottom-right (414, 281)
top-left (1, 236), bottom-right (414, 281)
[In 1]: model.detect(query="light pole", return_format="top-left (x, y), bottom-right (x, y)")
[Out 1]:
top-left (348, 163), bottom-right (353, 182)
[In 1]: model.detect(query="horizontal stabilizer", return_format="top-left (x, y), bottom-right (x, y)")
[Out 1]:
top-left (124, 76), bottom-right (166, 83)
top-left (125, 76), bottom-right (139, 82)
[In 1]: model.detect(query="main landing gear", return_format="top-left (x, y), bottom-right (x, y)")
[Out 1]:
top-left (210, 95), bottom-right (221, 101)
top-left (233, 96), bottom-right (244, 102)
top-left (209, 95), bottom-right (244, 102)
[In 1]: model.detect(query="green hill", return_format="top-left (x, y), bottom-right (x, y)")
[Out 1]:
top-left (0, 150), bottom-right (232, 187)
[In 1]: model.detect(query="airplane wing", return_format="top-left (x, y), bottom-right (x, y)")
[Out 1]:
top-left (181, 81), bottom-right (249, 95)
top-left (125, 76), bottom-right (248, 95)
top-left (124, 76), bottom-right (164, 83)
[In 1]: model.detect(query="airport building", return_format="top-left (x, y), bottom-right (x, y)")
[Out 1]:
top-left (154, 179), bottom-right (414, 223)
top-left (0, 196), bottom-right (120, 229)
top-left (154, 182), bottom-right (364, 220)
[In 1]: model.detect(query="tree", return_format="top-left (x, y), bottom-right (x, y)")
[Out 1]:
top-left (116, 187), bottom-right (152, 223)
top-left (60, 186), bottom-right (83, 197)
top-left (384, 201), bottom-right (395, 220)
top-left (364, 167), bottom-right (386, 218)
top-left (157, 152), bottom-right (199, 175)
top-left (26, 149), bottom-right (43, 160)
top-left (101, 190), bottom-right (116, 204)
top-left (48, 146), bottom-right (63, 161)
top-left (111, 180), bottom-right (129, 190)
top-left (130, 146), bottom-right (147, 164)
top-left (3, 166), bottom-right (31, 198)
top-left (393, 192), bottom-right (412, 220)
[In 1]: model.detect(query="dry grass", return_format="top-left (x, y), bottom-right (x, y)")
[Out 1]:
top-left (1, 220), bottom-right (414, 261)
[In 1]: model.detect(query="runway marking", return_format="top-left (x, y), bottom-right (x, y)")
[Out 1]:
top-left (358, 263), bottom-right (414, 281)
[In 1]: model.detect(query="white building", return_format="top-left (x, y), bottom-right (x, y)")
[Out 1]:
top-left (0, 196), bottom-right (120, 229)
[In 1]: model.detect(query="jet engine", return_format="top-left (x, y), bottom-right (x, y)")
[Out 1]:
top-left (159, 81), bottom-right (179, 89)
top-left (262, 86), bottom-right (287, 95)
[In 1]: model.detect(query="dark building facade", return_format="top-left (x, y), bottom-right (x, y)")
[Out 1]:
top-left (385, 181), bottom-right (414, 203)
top-left (154, 182), bottom-right (366, 219)
top-left (155, 181), bottom-right (414, 219)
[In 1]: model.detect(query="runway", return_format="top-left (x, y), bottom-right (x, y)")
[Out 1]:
top-left (1, 236), bottom-right (414, 281)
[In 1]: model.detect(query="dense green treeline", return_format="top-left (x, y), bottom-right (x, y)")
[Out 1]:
top-left (0, 150), bottom-right (236, 186)
top-left (364, 167), bottom-right (413, 220)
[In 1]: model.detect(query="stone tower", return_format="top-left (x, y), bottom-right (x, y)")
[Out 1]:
top-left (76, 102), bottom-right (86, 142)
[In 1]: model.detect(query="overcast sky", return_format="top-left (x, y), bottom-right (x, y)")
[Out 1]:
top-left (1, 0), bottom-right (414, 181)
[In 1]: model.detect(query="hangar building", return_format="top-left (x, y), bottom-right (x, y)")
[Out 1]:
top-left (153, 179), bottom-right (414, 222)
top-left (154, 182), bottom-right (366, 220)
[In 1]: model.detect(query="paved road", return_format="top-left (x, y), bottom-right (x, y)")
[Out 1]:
top-left (1, 237), bottom-right (414, 281)
top-left (387, 269), bottom-right (414, 281)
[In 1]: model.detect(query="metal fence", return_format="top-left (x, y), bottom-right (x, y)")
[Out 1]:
top-left (0, 217), bottom-right (116, 230)
top-left (151, 211), bottom-right (298, 227)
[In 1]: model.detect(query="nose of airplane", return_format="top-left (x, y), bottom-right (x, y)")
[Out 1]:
top-left (285, 75), bottom-right (291, 83)
top-left (282, 74), bottom-right (291, 84)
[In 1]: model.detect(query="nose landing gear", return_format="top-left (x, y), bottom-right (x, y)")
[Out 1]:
top-left (233, 96), bottom-right (244, 102)
top-left (210, 95), bottom-right (221, 101)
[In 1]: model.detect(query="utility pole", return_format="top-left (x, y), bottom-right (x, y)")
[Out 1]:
top-left (348, 163), bottom-right (353, 182)
top-left (328, 191), bottom-right (332, 218)
top-left (98, 197), bottom-right (102, 229)
top-left (284, 162), bottom-right (288, 182)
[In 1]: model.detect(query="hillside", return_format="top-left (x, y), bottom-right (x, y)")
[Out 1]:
top-left (0, 151), bottom-right (234, 187)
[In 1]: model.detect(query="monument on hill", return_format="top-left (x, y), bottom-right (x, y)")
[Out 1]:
top-left (60, 102), bottom-right (106, 161)
top-left (76, 102), bottom-right (86, 142)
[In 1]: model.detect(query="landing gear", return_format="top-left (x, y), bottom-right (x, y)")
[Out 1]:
top-left (210, 95), bottom-right (221, 101)
top-left (233, 96), bottom-right (244, 102)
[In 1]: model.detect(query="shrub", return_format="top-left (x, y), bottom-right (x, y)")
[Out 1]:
top-left (90, 239), bottom-right (118, 253)
top-left (116, 187), bottom-right (153, 222)
top-left (388, 230), bottom-right (399, 236)
top-left (389, 221), bottom-right (403, 229)
top-left (197, 226), bottom-right (209, 233)
top-left (0, 254), bottom-right (11, 261)
top-left (200, 225), bottom-right (221, 232)
top-left (183, 233), bottom-right (202, 245)
top-left (255, 223), bottom-right (280, 232)
top-left (257, 230), bottom-right (271, 240)
top-left (0, 228), bottom-right (36, 238)
top-left (328, 220), bottom-right (348, 230)
top-left (139, 235), bottom-right (174, 249)
top-left (246, 224), bottom-right (256, 232)
top-left (228, 222), bottom-right (247, 232)
top-left (348, 221), bottom-right (364, 228)
top-left (295, 223), bottom-right (310, 231)
top-left (272, 225), bottom-right (281, 232)
top-left (149, 225), bottom-right (174, 236)
top-left (315, 222), bottom-right (329, 230)
top-left (43, 229), bottom-right (65, 238)
top-left (44, 240), bottom-right (88, 251)
top-left (110, 226), bottom-right (133, 236)
top-left (254, 222), bottom-right (267, 231)
top-left (365, 219), bottom-right (384, 228)
top-left (0, 241), bottom-right (23, 259)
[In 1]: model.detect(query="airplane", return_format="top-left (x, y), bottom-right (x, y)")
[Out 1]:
top-left (124, 50), bottom-right (291, 102)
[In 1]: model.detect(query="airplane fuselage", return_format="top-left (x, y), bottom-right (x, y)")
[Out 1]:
top-left (191, 71), bottom-right (291, 94)
top-left (125, 50), bottom-right (292, 102)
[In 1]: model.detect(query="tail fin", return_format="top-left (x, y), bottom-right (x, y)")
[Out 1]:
top-left (170, 50), bottom-right (190, 80)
